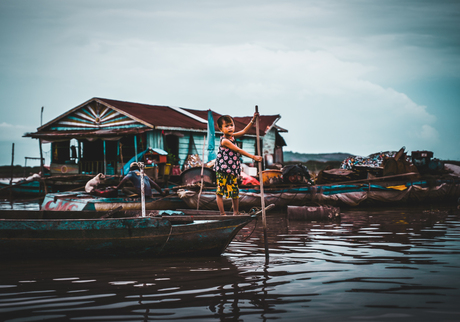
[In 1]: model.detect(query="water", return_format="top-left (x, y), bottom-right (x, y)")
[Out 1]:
top-left (1, 200), bottom-right (460, 321)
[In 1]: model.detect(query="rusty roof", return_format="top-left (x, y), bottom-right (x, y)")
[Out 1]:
top-left (27, 97), bottom-right (285, 139)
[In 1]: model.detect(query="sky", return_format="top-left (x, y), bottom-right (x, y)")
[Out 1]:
top-left (1, 0), bottom-right (459, 167)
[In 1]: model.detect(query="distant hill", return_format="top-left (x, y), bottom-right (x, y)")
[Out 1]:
top-left (284, 151), bottom-right (353, 163)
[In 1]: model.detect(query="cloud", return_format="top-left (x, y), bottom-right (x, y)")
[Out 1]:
top-left (28, 39), bottom-right (439, 157)
top-left (0, 0), bottom-right (457, 163)
top-left (0, 122), bottom-right (31, 141)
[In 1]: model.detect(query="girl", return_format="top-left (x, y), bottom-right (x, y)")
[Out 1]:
top-left (215, 112), bottom-right (263, 215)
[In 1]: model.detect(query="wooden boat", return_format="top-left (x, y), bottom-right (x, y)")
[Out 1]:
top-left (177, 176), bottom-right (460, 209)
top-left (41, 191), bottom-right (187, 211)
top-left (0, 179), bottom-right (50, 197)
top-left (0, 208), bottom-right (256, 258)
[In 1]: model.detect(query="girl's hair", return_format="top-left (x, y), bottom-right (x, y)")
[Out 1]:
top-left (216, 115), bottom-right (234, 129)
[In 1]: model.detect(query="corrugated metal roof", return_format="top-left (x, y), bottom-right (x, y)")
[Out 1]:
top-left (98, 98), bottom-right (209, 130)
top-left (26, 97), bottom-right (286, 139)
top-left (183, 108), bottom-right (282, 136)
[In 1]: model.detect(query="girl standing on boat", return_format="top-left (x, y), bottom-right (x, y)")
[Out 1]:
top-left (215, 113), bottom-right (262, 215)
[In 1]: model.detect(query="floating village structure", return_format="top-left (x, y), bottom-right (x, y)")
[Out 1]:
top-left (24, 97), bottom-right (287, 181)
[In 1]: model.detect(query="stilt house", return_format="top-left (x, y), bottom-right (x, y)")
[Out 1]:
top-left (24, 97), bottom-right (287, 176)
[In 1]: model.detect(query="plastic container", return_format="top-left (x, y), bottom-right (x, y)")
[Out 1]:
top-left (261, 170), bottom-right (282, 185)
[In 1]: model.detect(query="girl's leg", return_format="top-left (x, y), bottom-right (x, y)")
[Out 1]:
top-left (232, 198), bottom-right (239, 216)
top-left (216, 194), bottom-right (226, 215)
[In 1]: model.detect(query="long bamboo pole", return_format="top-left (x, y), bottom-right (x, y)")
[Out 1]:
top-left (140, 162), bottom-right (146, 218)
top-left (255, 105), bottom-right (269, 264)
top-left (197, 134), bottom-right (206, 210)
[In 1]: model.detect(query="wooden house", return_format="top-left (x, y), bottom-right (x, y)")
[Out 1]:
top-left (24, 97), bottom-right (287, 177)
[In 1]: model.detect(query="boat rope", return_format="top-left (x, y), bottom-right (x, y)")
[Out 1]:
top-left (238, 214), bottom-right (258, 242)
top-left (159, 223), bottom-right (173, 253)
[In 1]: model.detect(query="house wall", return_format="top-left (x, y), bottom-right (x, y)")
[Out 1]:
top-left (262, 128), bottom-right (277, 166)
top-left (147, 131), bottom-right (164, 150)
top-left (176, 132), bottom-right (257, 167)
top-left (46, 129), bottom-right (275, 175)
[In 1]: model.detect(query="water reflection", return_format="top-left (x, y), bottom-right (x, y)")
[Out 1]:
top-left (0, 204), bottom-right (459, 321)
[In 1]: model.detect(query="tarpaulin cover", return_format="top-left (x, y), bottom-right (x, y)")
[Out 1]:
top-left (177, 181), bottom-right (460, 209)
top-left (122, 148), bottom-right (167, 175)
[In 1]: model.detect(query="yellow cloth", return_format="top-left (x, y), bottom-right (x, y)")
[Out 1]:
top-left (386, 185), bottom-right (408, 191)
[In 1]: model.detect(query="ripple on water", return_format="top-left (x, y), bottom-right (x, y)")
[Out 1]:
top-left (0, 204), bottom-right (459, 321)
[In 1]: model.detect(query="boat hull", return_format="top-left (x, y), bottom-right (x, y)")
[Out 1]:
top-left (178, 179), bottom-right (460, 209)
top-left (0, 180), bottom-right (50, 196)
top-left (0, 212), bottom-right (255, 258)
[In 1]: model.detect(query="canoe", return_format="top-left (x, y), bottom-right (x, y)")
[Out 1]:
top-left (0, 209), bottom-right (256, 258)
top-left (41, 191), bottom-right (187, 211)
top-left (177, 177), bottom-right (460, 209)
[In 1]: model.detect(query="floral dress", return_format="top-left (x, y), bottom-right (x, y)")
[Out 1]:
top-left (214, 136), bottom-right (241, 198)
top-left (214, 136), bottom-right (241, 175)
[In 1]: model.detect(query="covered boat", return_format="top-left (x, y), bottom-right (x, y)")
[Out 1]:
top-left (177, 176), bottom-right (460, 209)
top-left (0, 209), bottom-right (256, 258)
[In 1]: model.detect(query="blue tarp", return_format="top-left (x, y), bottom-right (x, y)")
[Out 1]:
top-left (122, 148), bottom-right (167, 175)
top-left (207, 109), bottom-right (216, 161)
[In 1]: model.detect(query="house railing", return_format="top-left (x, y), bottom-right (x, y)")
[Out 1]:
top-left (80, 160), bottom-right (118, 175)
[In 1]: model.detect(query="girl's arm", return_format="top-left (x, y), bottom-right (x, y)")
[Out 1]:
top-left (221, 138), bottom-right (263, 162)
top-left (233, 112), bottom-right (259, 138)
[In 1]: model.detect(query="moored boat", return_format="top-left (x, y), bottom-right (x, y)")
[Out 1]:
top-left (41, 190), bottom-right (187, 211)
top-left (0, 209), bottom-right (256, 258)
top-left (0, 178), bottom-right (51, 197)
top-left (177, 176), bottom-right (460, 209)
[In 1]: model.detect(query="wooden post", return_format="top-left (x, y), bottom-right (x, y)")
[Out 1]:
top-left (9, 143), bottom-right (15, 200)
top-left (255, 105), bottom-right (269, 264)
top-left (40, 106), bottom-right (44, 194)
top-left (197, 134), bottom-right (206, 210)
top-left (103, 140), bottom-right (107, 175)
top-left (140, 162), bottom-right (146, 218)
top-left (39, 139), bottom-right (44, 194)
top-left (134, 135), bottom-right (138, 162)
top-left (119, 142), bottom-right (124, 177)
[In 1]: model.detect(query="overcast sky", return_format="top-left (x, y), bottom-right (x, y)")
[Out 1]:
top-left (1, 0), bottom-right (459, 167)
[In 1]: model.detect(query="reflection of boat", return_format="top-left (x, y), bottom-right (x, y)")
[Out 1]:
top-left (41, 191), bottom-right (187, 211)
top-left (0, 209), bottom-right (256, 258)
top-left (177, 177), bottom-right (460, 209)
top-left (0, 255), bottom-right (250, 321)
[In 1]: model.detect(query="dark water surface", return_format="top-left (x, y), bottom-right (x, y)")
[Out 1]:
top-left (1, 200), bottom-right (460, 321)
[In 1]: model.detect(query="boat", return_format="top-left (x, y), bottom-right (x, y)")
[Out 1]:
top-left (41, 190), bottom-right (187, 211)
top-left (0, 178), bottom-right (50, 197)
top-left (177, 175), bottom-right (460, 209)
top-left (0, 208), bottom-right (256, 258)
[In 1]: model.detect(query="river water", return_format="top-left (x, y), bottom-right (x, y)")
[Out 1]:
top-left (1, 200), bottom-right (459, 322)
